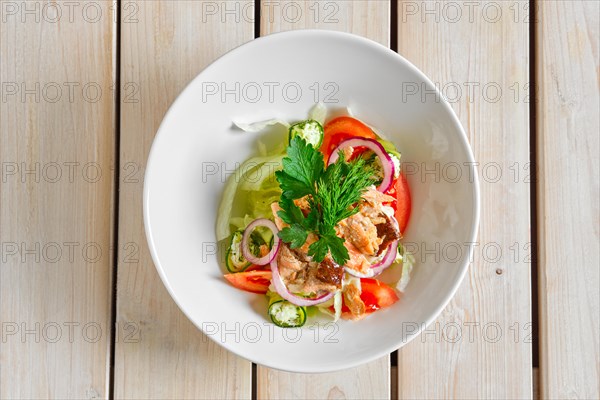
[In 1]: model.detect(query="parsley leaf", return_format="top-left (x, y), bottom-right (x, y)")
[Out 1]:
top-left (278, 224), bottom-right (307, 249)
top-left (304, 206), bottom-right (319, 231)
top-left (324, 235), bottom-right (350, 266)
top-left (275, 136), bottom-right (324, 199)
top-left (276, 197), bottom-right (305, 226)
top-left (308, 226), bottom-right (349, 265)
top-left (307, 238), bottom-right (329, 262)
top-left (273, 175), bottom-right (313, 200)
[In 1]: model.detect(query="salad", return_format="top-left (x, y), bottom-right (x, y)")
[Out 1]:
top-left (217, 104), bottom-right (414, 328)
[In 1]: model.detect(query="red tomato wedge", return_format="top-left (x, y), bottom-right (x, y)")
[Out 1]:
top-left (384, 173), bottom-right (411, 234)
top-left (337, 278), bottom-right (400, 318)
top-left (224, 270), bottom-right (271, 294)
top-left (321, 116), bottom-right (377, 159)
top-left (359, 278), bottom-right (399, 312)
top-left (394, 174), bottom-right (411, 234)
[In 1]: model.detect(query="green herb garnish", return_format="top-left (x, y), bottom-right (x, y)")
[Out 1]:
top-left (275, 136), bottom-right (376, 265)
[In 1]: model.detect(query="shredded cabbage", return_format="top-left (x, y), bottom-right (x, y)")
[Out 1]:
top-left (233, 118), bottom-right (290, 133)
top-left (396, 243), bottom-right (415, 292)
top-left (333, 290), bottom-right (342, 321)
top-left (316, 290), bottom-right (342, 321)
top-left (308, 102), bottom-right (327, 125)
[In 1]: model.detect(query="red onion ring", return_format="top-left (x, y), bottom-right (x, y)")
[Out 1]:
top-left (241, 218), bottom-right (280, 266)
top-left (344, 240), bottom-right (399, 278)
top-left (328, 137), bottom-right (395, 192)
top-left (270, 257), bottom-right (335, 306)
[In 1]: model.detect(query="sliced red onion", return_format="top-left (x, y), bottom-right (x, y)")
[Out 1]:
top-left (371, 239), bottom-right (399, 270)
top-left (242, 218), bottom-right (280, 266)
top-left (344, 240), bottom-right (399, 278)
top-left (270, 257), bottom-right (335, 306)
top-left (328, 137), bottom-right (395, 192)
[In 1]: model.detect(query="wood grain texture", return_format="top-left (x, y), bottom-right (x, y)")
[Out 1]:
top-left (114, 1), bottom-right (253, 399)
top-left (0, 1), bottom-right (116, 398)
top-left (259, 364), bottom-right (390, 400)
top-left (536, 1), bottom-right (600, 398)
top-left (262, 0), bottom-right (389, 46)
top-left (397, 1), bottom-right (532, 398)
top-left (258, 2), bottom-right (390, 399)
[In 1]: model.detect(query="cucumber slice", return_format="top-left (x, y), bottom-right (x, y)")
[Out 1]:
top-left (288, 120), bottom-right (324, 148)
top-left (225, 229), bottom-right (266, 272)
top-left (268, 293), bottom-right (307, 327)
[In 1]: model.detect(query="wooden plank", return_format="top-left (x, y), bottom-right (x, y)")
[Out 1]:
top-left (114, 1), bottom-right (253, 398)
top-left (0, 1), bottom-right (116, 398)
top-left (396, 1), bottom-right (532, 398)
top-left (261, 0), bottom-right (389, 46)
top-left (258, 2), bottom-right (391, 399)
top-left (536, 1), bottom-right (600, 398)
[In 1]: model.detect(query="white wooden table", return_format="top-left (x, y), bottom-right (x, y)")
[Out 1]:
top-left (1, 1), bottom-right (598, 399)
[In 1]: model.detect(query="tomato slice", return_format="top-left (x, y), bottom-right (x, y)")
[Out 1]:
top-left (384, 173), bottom-right (411, 234)
top-left (394, 174), bottom-right (411, 234)
top-left (224, 270), bottom-right (271, 294)
top-left (336, 278), bottom-right (400, 317)
top-left (321, 116), bottom-right (377, 160)
top-left (359, 278), bottom-right (399, 312)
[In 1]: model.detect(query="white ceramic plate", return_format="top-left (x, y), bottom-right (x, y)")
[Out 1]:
top-left (144, 30), bottom-right (480, 373)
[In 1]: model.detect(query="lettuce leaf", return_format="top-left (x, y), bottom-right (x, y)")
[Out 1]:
top-left (308, 102), bottom-right (327, 126)
top-left (216, 153), bottom-right (284, 241)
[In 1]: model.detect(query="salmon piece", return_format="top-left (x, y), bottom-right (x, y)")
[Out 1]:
top-left (358, 203), bottom-right (387, 224)
top-left (343, 241), bottom-right (372, 274)
top-left (359, 187), bottom-right (395, 224)
top-left (336, 186), bottom-right (400, 269)
top-left (362, 187), bottom-right (395, 205)
top-left (277, 243), bottom-right (342, 294)
top-left (277, 244), bottom-right (304, 281)
top-left (338, 212), bottom-right (381, 256)
top-left (343, 280), bottom-right (366, 318)
top-left (298, 233), bottom-right (318, 256)
top-left (271, 202), bottom-right (286, 230)
top-left (293, 195), bottom-right (311, 211)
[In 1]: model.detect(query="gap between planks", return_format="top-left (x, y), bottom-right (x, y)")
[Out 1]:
top-left (528, 0), bottom-right (540, 378)
top-left (108, 1), bottom-right (122, 399)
